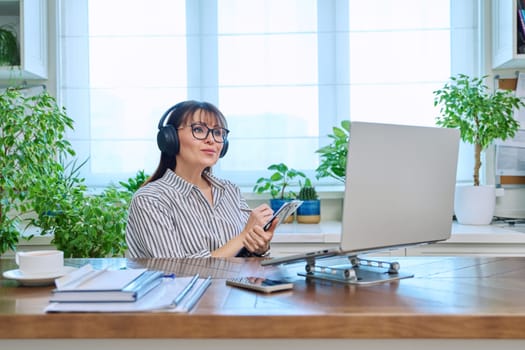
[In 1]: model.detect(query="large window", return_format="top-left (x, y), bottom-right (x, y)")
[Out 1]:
top-left (59, 0), bottom-right (480, 188)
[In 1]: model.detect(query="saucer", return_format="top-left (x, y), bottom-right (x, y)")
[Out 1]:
top-left (2, 266), bottom-right (77, 287)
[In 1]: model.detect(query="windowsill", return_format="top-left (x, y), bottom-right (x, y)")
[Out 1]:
top-left (240, 186), bottom-right (345, 201)
top-left (271, 221), bottom-right (525, 244)
top-left (273, 221), bottom-right (341, 243)
top-left (6, 220), bottom-right (525, 259)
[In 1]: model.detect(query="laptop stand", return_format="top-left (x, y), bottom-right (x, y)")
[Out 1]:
top-left (297, 255), bottom-right (414, 285)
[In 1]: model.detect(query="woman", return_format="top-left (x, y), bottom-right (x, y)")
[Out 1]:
top-left (126, 100), bottom-right (276, 258)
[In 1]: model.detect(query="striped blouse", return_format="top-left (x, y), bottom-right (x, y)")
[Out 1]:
top-left (125, 169), bottom-right (251, 258)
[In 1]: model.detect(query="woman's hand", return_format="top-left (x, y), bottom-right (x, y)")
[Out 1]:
top-left (242, 220), bottom-right (276, 255)
top-left (245, 203), bottom-right (274, 228)
top-left (242, 207), bottom-right (278, 255)
top-left (240, 204), bottom-right (276, 255)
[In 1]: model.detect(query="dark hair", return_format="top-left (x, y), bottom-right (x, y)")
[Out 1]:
top-left (145, 100), bottom-right (228, 185)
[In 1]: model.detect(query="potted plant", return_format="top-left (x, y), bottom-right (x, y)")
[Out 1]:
top-left (29, 163), bottom-right (148, 258)
top-left (433, 74), bottom-right (524, 225)
top-left (0, 85), bottom-right (149, 257)
top-left (315, 120), bottom-right (350, 183)
top-left (0, 87), bottom-right (75, 255)
top-left (296, 178), bottom-right (321, 224)
top-left (0, 25), bottom-right (20, 66)
top-left (119, 169), bottom-right (149, 193)
top-left (253, 163), bottom-right (307, 223)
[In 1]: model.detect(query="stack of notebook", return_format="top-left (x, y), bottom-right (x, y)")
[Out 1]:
top-left (45, 264), bottom-right (211, 313)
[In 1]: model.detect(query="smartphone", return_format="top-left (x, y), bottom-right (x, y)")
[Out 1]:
top-left (226, 277), bottom-right (294, 293)
top-left (263, 200), bottom-right (303, 231)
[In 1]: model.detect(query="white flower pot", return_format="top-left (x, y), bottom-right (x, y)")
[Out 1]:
top-left (454, 185), bottom-right (496, 225)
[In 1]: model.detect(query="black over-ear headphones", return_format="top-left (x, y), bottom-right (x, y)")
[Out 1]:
top-left (156, 102), bottom-right (229, 158)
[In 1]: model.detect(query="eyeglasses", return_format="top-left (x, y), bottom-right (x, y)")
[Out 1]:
top-left (180, 123), bottom-right (229, 143)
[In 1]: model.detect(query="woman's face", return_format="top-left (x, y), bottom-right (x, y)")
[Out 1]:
top-left (176, 109), bottom-right (226, 171)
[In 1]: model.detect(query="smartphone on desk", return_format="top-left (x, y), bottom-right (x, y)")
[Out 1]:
top-left (263, 200), bottom-right (303, 231)
top-left (226, 277), bottom-right (294, 293)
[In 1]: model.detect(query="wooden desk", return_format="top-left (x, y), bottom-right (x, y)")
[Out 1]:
top-left (1, 256), bottom-right (525, 349)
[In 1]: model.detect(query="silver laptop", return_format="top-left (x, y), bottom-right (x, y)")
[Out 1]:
top-left (262, 121), bottom-right (460, 266)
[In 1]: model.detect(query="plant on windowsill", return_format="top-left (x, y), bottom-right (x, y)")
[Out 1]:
top-left (0, 85), bottom-right (149, 257)
top-left (433, 74), bottom-right (524, 225)
top-left (119, 169), bottom-right (149, 193)
top-left (315, 120), bottom-right (350, 184)
top-left (296, 178), bottom-right (321, 224)
top-left (0, 87), bottom-right (75, 256)
top-left (0, 25), bottom-right (20, 66)
top-left (253, 163), bottom-right (307, 223)
top-left (29, 163), bottom-right (149, 258)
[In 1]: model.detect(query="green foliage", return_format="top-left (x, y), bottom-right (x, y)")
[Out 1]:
top-left (315, 120), bottom-right (350, 183)
top-left (29, 165), bottom-right (148, 258)
top-left (0, 88), bottom-right (75, 255)
top-left (0, 25), bottom-right (20, 66)
top-left (433, 74), bottom-right (524, 186)
top-left (253, 163), bottom-right (307, 199)
top-left (0, 87), bottom-right (148, 257)
top-left (297, 178), bottom-right (318, 200)
top-left (119, 170), bottom-right (149, 192)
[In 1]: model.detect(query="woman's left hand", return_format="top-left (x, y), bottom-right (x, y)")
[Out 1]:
top-left (242, 219), bottom-right (277, 255)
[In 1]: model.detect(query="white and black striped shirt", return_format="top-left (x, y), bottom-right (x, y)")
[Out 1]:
top-left (125, 169), bottom-right (251, 258)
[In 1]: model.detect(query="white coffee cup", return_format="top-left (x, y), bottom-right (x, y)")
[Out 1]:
top-left (15, 250), bottom-right (64, 276)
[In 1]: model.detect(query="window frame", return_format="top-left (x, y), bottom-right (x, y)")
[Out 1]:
top-left (56, 0), bottom-right (482, 189)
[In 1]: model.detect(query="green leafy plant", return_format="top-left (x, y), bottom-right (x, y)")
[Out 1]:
top-left (119, 170), bottom-right (149, 192)
top-left (253, 163), bottom-right (307, 199)
top-left (0, 25), bottom-right (20, 66)
top-left (0, 88), bottom-right (75, 255)
top-left (433, 74), bottom-right (524, 186)
top-left (29, 165), bottom-right (149, 258)
top-left (297, 178), bottom-right (318, 200)
top-left (33, 184), bottom-right (129, 259)
top-left (315, 120), bottom-right (350, 183)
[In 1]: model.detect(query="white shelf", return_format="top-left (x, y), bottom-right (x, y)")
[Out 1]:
top-left (492, 0), bottom-right (525, 69)
top-left (0, 0), bottom-right (47, 80)
top-left (270, 221), bottom-right (525, 257)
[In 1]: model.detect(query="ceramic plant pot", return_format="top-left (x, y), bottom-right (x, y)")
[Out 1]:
top-left (269, 198), bottom-right (294, 224)
top-left (454, 185), bottom-right (496, 225)
top-left (296, 199), bottom-right (321, 224)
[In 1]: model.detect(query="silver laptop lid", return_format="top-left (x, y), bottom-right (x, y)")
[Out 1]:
top-left (260, 121), bottom-right (460, 267)
top-left (340, 122), bottom-right (460, 254)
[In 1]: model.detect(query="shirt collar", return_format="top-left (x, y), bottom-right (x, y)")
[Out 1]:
top-left (162, 169), bottom-right (226, 195)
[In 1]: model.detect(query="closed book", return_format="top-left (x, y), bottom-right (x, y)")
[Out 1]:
top-left (51, 265), bottom-right (164, 302)
top-left (45, 275), bottom-right (212, 313)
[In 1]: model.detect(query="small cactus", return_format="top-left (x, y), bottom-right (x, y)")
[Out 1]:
top-left (298, 186), bottom-right (318, 200)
